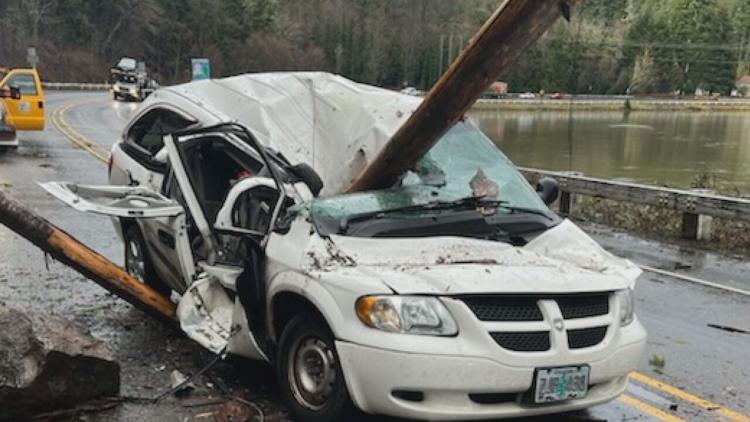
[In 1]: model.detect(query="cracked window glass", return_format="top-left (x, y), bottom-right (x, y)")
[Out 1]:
top-left (309, 121), bottom-right (546, 221)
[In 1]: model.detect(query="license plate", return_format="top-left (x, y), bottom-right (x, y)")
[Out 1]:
top-left (533, 366), bottom-right (589, 403)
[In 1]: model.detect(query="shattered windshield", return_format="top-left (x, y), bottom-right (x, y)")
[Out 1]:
top-left (307, 121), bottom-right (549, 232)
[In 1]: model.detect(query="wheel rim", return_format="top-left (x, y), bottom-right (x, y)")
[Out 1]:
top-left (125, 238), bottom-right (146, 282)
top-left (288, 335), bottom-right (337, 411)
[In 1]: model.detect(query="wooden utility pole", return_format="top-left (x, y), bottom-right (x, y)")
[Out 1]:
top-left (0, 190), bottom-right (177, 324)
top-left (347, 0), bottom-right (577, 193)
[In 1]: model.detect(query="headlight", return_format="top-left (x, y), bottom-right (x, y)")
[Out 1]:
top-left (615, 288), bottom-right (635, 326)
top-left (356, 295), bottom-right (458, 336)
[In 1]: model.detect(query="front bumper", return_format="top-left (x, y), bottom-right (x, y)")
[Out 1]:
top-left (113, 84), bottom-right (139, 100)
top-left (336, 320), bottom-right (646, 420)
top-left (0, 123), bottom-right (17, 146)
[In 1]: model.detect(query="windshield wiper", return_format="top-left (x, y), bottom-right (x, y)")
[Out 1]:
top-left (338, 200), bottom-right (460, 233)
top-left (496, 204), bottom-right (554, 220)
top-left (440, 196), bottom-right (554, 220)
top-left (337, 196), bottom-right (551, 233)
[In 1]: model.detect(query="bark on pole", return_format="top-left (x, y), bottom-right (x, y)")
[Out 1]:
top-left (347, 0), bottom-right (577, 193)
top-left (0, 190), bottom-right (177, 324)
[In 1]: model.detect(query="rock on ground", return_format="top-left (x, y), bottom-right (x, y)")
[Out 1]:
top-left (0, 301), bottom-right (120, 420)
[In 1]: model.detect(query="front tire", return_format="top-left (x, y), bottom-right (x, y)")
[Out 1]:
top-left (277, 314), bottom-right (355, 422)
top-left (123, 224), bottom-right (170, 296)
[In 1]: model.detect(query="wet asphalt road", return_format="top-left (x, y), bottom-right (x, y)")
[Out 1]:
top-left (0, 91), bottom-right (748, 421)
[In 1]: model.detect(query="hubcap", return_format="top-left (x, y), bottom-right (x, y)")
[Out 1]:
top-left (288, 335), bottom-right (337, 411)
top-left (125, 238), bottom-right (146, 282)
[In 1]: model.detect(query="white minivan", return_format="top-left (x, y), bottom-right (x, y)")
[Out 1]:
top-left (43, 72), bottom-right (646, 421)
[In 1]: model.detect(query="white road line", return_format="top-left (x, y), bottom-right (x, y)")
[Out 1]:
top-left (641, 265), bottom-right (750, 297)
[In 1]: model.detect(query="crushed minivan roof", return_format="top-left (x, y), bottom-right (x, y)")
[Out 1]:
top-left (163, 72), bottom-right (421, 195)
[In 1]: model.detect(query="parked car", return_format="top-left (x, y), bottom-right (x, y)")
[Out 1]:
top-left (519, 92), bottom-right (536, 99)
top-left (484, 81), bottom-right (508, 99)
top-left (549, 92), bottom-right (564, 100)
top-left (42, 72), bottom-right (646, 422)
top-left (0, 67), bottom-right (45, 131)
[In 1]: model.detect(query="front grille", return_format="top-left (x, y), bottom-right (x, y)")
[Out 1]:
top-left (568, 326), bottom-right (608, 349)
top-left (558, 294), bottom-right (610, 319)
top-left (491, 332), bottom-right (550, 352)
top-left (461, 297), bottom-right (543, 322)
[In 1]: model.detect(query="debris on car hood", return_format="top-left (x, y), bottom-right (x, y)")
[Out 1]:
top-left (303, 219), bottom-right (641, 294)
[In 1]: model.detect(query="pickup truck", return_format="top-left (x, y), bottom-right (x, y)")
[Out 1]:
top-left (0, 67), bottom-right (45, 141)
top-left (42, 72), bottom-right (646, 422)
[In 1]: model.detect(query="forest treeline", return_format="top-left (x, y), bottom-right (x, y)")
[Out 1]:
top-left (1, 0), bottom-right (749, 94)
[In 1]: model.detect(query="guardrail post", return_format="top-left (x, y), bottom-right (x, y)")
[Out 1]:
top-left (558, 171), bottom-right (582, 216)
top-left (681, 189), bottom-right (714, 241)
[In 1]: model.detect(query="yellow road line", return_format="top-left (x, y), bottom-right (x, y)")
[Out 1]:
top-left (53, 101), bottom-right (109, 162)
top-left (51, 99), bottom-right (109, 163)
top-left (631, 372), bottom-right (750, 422)
top-left (619, 394), bottom-right (685, 422)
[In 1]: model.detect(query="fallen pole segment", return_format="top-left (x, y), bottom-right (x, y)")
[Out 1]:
top-left (0, 190), bottom-right (177, 324)
top-left (347, 0), bottom-right (578, 193)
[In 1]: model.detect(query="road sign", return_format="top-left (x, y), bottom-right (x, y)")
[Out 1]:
top-left (191, 58), bottom-right (210, 80)
top-left (27, 47), bottom-right (39, 69)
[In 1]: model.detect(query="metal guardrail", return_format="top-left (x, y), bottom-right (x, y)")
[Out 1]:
top-left (520, 167), bottom-right (750, 239)
top-left (42, 82), bottom-right (110, 91)
top-left (476, 98), bottom-right (750, 107)
top-left (473, 96), bottom-right (750, 112)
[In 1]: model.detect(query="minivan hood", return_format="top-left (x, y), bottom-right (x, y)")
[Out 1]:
top-left (305, 219), bottom-right (640, 295)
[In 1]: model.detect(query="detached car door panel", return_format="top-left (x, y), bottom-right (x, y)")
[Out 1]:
top-left (39, 181), bottom-right (197, 292)
top-left (39, 182), bottom-right (184, 218)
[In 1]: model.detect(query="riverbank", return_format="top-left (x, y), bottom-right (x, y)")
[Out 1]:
top-left (473, 97), bottom-right (750, 111)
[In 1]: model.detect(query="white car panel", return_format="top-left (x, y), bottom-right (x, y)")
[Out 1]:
top-left (38, 182), bottom-right (183, 218)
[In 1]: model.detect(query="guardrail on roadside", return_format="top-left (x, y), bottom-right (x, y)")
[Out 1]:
top-left (42, 82), bottom-right (110, 91)
top-left (520, 167), bottom-right (750, 240)
top-left (473, 98), bottom-right (750, 112)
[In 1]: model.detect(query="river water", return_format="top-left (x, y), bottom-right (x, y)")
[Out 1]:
top-left (472, 110), bottom-right (750, 192)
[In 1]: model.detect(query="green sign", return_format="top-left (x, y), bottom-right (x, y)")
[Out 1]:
top-left (191, 58), bottom-right (210, 80)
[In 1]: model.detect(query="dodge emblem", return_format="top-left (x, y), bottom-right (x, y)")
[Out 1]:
top-left (553, 318), bottom-right (565, 332)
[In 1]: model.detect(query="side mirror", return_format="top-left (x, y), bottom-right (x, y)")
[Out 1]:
top-left (0, 86), bottom-right (21, 100)
top-left (536, 177), bottom-right (559, 205)
top-left (287, 162), bottom-right (324, 196)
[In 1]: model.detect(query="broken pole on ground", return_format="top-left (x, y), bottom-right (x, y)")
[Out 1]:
top-left (347, 0), bottom-right (578, 193)
top-left (0, 190), bottom-right (177, 324)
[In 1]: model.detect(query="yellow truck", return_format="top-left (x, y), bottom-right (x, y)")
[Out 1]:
top-left (0, 67), bottom-right (46, 134)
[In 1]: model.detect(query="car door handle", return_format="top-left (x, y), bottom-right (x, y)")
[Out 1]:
top-left (157, 229), bottom-right (175, 249)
